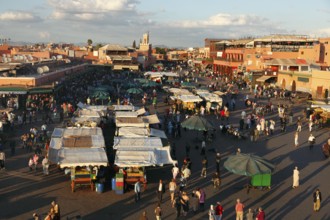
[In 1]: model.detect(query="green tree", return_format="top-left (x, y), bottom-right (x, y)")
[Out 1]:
top-left (87, 39), bottom-right (93, 46)
top-left (155, 47), bottom-right (166, 55)
top-left (132, 40), bottom-right (136, 49)
top-left (94, 43), bottom-right (104, 50)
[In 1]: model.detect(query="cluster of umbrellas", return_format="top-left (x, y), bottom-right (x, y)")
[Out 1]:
top-left (180, 115), bottom-right (275, 177)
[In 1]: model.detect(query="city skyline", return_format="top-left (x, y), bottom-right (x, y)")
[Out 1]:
top-left (0, 0), bottom-right (330, 47)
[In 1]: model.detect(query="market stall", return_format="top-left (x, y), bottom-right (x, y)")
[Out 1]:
top-left (48, 127), bottom-right (107, 192)
top-left (177, 95), bottom-right (202, 111)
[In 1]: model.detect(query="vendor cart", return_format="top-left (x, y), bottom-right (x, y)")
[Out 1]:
top-left (70, 166), bottom-right (97, 192)
top-left (250, 173), bottom-right (272, 189)
top-left (123, 167), bottom-right (147, 190)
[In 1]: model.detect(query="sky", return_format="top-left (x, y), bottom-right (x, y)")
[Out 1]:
top-left (0, 0), bottom-right (329, 48)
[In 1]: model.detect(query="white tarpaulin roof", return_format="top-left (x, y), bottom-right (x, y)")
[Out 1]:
top-left (144, 71), bottom-right (179, 77)
top-left (311, 104), bottom-right (330, 111)
top-left (118, 127), bottom-right (167, 139)
top-left (114, 146), bottom-right (176, 167)
top-left (178, 95), bottom-right (203, 102)
top-left (198, 93), bottom-right (223, 103)
top-left (142, 114), bottom-right (160, 124)
top-left (77, 109), bottom-right (102, 117)
top-left (116, 111), bottom-right (138, 118)
top-left (115, 117), bottom-right (148, 128)
top-left (195, 89), bottom-right (210, 95)
top-left (113, 137), bottom-right (163, 150)
top-left (113, 105), bottom-right (136, 111)
top-left (136, 107), bottom-right (146, 116)
top-left (168, 88), bottom-right (192, 96)
top-left (77, 102), bottom-right (108, 111)
top-left (58, 148), bottom-right (108, 168)
top-left (71, 117), bottom-right (101, 124)
top-left (61, 127), bottom-right (103, 136)
top-left (150, 128), bottom-right (167, 139)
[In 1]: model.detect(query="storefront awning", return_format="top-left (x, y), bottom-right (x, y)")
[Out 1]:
top-left (0, 87), bottom-right (27, 94)
top-left (256, 75), bottom-right (276, 82)
top-left (28, 88), bottom-right (54, 94)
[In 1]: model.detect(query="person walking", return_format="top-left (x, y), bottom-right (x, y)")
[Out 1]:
top-left (0, 151), bottom-right (5, 169)
top-left (134, 179), bottom-right (141, 202)
top-left (139, 210), bottom-right (148, 220)
top-left (51, 201), bottom-right (60, 220)
top-left (308, 134), bottom-right (316, 150)
top-left (313, 189), bottom-right (322, 212)
top-left (157, 179), bottom-right (165, 203)
top-left (191, 191), bottom-right (199, 214)
top-left (256, 207), bottom-right (265, 220)
top-left (235, 198), bottom-right (244, 220)
top-left (294, 132), bottom-right (299, 147)
top-left (198, 188), bottom-right (206, 211)
top-left (174, 193), bottom-right (182, 218)
top-left (181, 191), bottom-right (190, 217)
top-left (201, 157), bottom-right (208, 178)
top-left (42, 156), bottom-right (49, 175)
top-left (28, 157), bottom-right (34, 171)
top-left (308, 120), bottom-right (313, 132)
top-left (154, 203), bottom-right (162, 220)
top-left (201, 141), bottom-right (206, 155)
top-left (208, 204), bottom-right (216, 220)
top-left (215, 201), bottom-right (224, 220)
top-left (297, 117), bottom-right (302, 132)
top-left (269, 120), bottom-right (275, 135)
top-left (212, 172), bottom-right (221, 189)
top-left (169, 179), bottom-right (177, 205)
top-left (215, 153), bottom-right (221, 174)
top-left (292, 166), bottom-right (300, 188)
top-left (246, 208), bottom-right (254, 220)
top-left (172, 164), bottom-right (179, 180)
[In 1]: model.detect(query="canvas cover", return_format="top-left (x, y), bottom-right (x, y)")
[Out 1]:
top-left (115, 117), bottom-right (148, 127)
top-left (113, 105), bottom-right (136, 111)
top-left (141, 114), bottom-right (160, 124)
top-left (117, 127), bottom-right (167, 139)
top-left (115, 111), bottom-right (138, 118)
top-left (58, 148), bottom-right (108, 168)
top-left (114, 146), bottom-right (176, 167)
top-left (113, 137), bottom-right (163, 150)
top-left (178, 95), bottom-right (203, 103)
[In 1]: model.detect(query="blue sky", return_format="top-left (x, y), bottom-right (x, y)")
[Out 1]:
top-left (0, 0), bottom-right (329, 47)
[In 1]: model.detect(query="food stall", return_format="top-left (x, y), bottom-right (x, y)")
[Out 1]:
top-left (177, 95), bottom-right (203, 111)
top-left (48, 127), bottom-right (108, 192)
top-left (113, 135), bottom-right (175, 191)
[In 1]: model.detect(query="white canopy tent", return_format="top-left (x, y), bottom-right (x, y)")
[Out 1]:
top-left (113, 137), bottom-right (163, 150)
top-left (118, 127), bottom-right (167, 139)
top-left (113, 105), bottom-right (136, 111)
top-left (178, 95), bottom-right (203, 103)
top-left (57, 148), bottom-right (108, 168)
top-left (48, 127), bottom-right (106, 164)
top-left (198, 93), bottom-right (223, 103)
top-left (114, 146), bottom-right (175, 167)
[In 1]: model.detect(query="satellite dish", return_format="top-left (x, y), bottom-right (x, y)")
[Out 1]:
top-left (52, 56), bottom-right (56, 60)
top-left (13, 56), bottom-right (18, 60)
top-left (7, 58), bottom-right (11, 62)
top-left (57, 55), bottom-right (63, 60)
top-left (37, 67), bottom-right (44, 74)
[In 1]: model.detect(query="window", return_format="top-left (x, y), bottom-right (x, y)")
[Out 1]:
top-left (301, 51), bottom-right (304, 55)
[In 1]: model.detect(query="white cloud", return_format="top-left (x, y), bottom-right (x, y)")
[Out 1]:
top-left (0, 11), bottom-right (41, 22)
top-left (170, 13), bottom-right (268, 28)
top-left (316, 28), bottom-right (330, 37)
top-left (39, 31), bottom-right (50, 39)
top-left (48, 0), bottom-right (137, 13)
